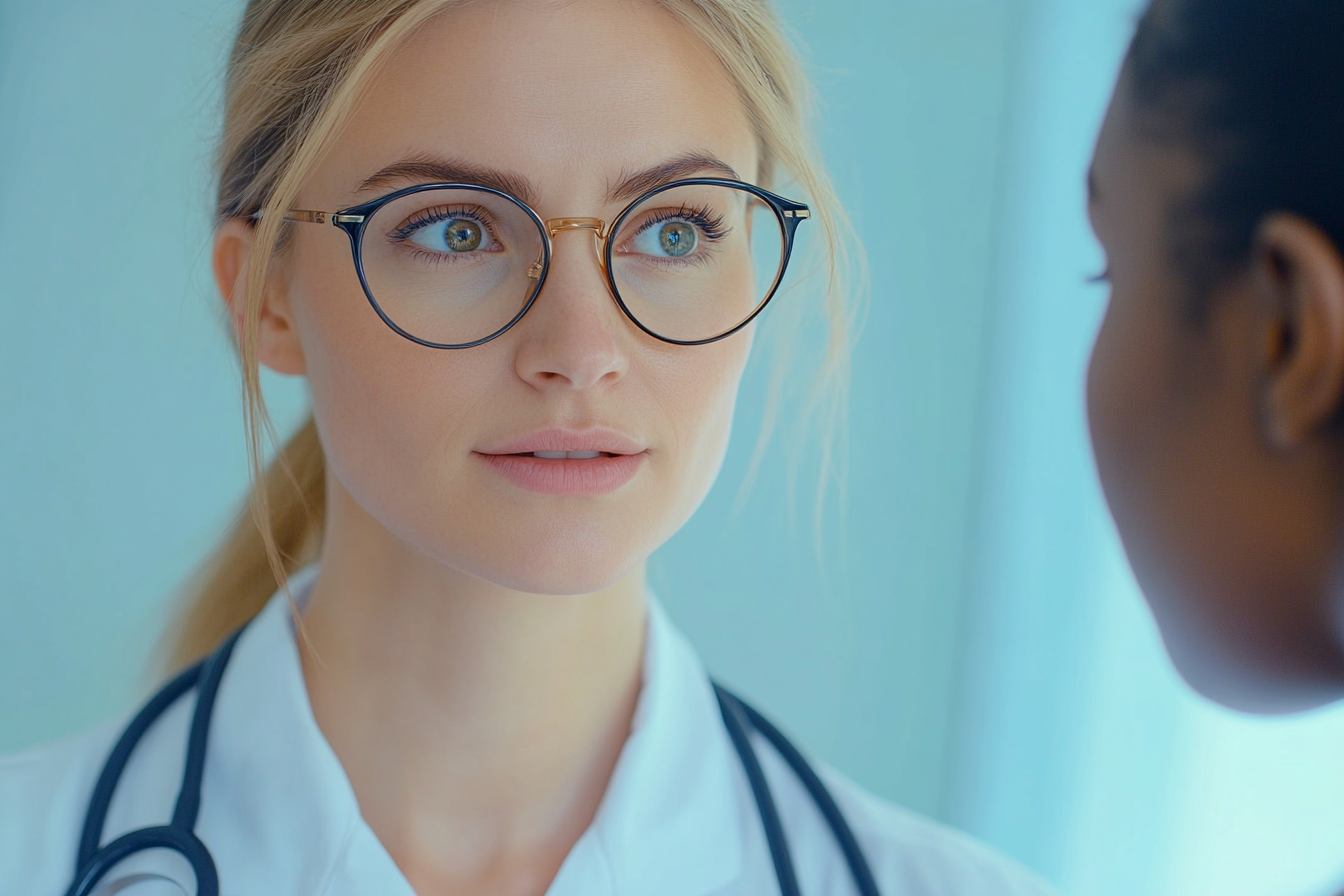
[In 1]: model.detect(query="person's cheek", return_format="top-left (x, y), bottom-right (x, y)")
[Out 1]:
top-left (285, 237), bottom-right (482, 530)
top-left (658, 336), bottom-right (749, 516)
top-left (1088, 296), bottom-right (1132, 498)
top-left (693, 336), bottom-right (751, 454)
top-left (1088, 285), bottom-right (1170, 566)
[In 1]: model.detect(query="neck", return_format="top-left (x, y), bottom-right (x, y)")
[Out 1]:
top-left (299, 486), bottom-right (646, 895)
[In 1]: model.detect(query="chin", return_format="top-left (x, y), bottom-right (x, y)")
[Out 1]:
top-left (483, 558), bottom-right (640, 597)
top-left (445, 522), bottom-right (656, 597)
top-left (1149, 594), bottom-right (1344, 715)
top-left (1164, 644), bottom-right (1344, 714)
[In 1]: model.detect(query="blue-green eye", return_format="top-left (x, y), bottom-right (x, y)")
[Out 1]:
top-left (410, 217), bottom-right (488, 254)
top-left (633, 220), bottom-right (699, 258)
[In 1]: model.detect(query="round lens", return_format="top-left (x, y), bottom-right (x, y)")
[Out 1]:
top-left (608, 183), bottom-right (786, 343)
top-left (358, 187), bottom-right (546, 347)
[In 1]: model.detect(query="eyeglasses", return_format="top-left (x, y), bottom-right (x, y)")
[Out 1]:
top-left (279, 178), bottom-right (810, 348)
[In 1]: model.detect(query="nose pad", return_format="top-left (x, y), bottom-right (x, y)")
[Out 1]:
top-left (545, 218), bottom-right (608, 269)
top-left (514, 217), bottom-right (629, 389)
top-left (528, 218), bottom-right (608, 283)
top-left (537, 218), bottom-right (619, 312)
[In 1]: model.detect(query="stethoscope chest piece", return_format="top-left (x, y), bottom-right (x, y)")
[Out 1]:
top-left (84, 870), bottom-right (191, 896)
top-left (71, 826), bottom-right (214, 896)
top-left (66, 630), bottom-right (243, 896)
top-left (87, 874), bottom-right (190, 896)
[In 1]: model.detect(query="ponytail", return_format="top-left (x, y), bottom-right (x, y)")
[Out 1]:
top-left (158, 0), bottom-right (460, 671)
top-left (160, 417), bottom-right (325, 672)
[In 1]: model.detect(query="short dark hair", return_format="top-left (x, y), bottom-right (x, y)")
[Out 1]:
top-left (1126, 0), bottom-right (1344, 301)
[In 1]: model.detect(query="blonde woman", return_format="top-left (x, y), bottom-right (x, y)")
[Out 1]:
top-left (0, 2), bottom-right (1051, 894)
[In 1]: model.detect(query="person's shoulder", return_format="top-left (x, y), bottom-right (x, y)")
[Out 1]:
top-left (819, 765), bottom-right (1058, 896)
top-left (0, 721), bottom-right (120, 896)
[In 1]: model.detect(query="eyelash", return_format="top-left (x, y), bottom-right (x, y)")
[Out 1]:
top-left (1087, 266), bottom-right (1111, 285)
top-left (385, 200), bottom-right (730, 257)
top-left (632, 203), bottom-right (729, 243)
top-left (388, 205), bottom-right (497, 244)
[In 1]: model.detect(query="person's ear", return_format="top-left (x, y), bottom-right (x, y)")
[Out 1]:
top-left (212, 218), bottom-right (307, 376)
top-left (1254, 213), bottom-right (1344, 449)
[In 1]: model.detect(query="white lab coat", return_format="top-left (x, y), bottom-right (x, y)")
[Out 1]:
top-left (0, 570), bottom-right (1055, 896)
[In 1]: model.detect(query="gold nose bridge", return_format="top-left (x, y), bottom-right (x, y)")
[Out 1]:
top-left (545, 216), bottom-right (608, 238)
top-left (528, 217), bottom-right (610, 281)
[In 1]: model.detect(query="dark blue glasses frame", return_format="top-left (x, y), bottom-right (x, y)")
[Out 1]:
top-left (278, 177), bottom-right (811, 349)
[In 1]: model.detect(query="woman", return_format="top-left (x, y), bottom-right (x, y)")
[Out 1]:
top-left (0, 2), bottom-right (1049, 894)
top-left (1088, 0), bottom-right (1344, 714)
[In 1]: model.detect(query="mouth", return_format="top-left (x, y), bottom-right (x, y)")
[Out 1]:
top-left (475, 429), bottom-right (648, 496)
top-left (512, 451), bottom-right (616, 460)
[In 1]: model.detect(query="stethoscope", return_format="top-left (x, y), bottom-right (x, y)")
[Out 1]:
top-left (67, 625), bottom-right (882, 896)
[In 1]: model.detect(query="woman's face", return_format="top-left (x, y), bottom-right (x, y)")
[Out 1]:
top-left (269, 0), bottom-right (761, 595)
top-left (1086, 73), bottom-right (1344, 711)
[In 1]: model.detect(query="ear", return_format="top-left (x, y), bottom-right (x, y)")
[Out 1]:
top-left (212, 218), bottom-right (307, 376)
top-left (1254, 213), bottom-right (1344, 449)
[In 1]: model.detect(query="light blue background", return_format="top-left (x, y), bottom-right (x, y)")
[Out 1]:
top-left (5, 2), bottom-right (1344, 894)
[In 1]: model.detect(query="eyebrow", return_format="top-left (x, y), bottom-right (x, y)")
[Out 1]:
top-left (1087, 167), bottom-right (1100, 204)
top-left (358, 156), bottom-right (540, 206)
top-left (355, 151), bottom-right (742, 209)
top-left (607, 152), bottom-right (743, 203)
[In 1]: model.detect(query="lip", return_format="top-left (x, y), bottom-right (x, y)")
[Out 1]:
top-left (475, 427), bottom-right (649, 496)
top-left (479, 427), bottom-right (647, 457)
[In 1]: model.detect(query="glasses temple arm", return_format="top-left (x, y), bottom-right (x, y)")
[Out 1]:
top-left (248, 209), bottom-right (366, 225)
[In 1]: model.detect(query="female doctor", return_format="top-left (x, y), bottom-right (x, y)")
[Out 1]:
top-left (0, 2), bottom-right (1051, 894)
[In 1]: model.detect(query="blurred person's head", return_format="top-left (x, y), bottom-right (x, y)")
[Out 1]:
top-left (1087, 0), bottom-right (1344, 712)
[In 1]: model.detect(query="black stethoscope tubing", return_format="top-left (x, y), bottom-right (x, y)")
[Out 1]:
top-left (68, 629), bottom-right (243, 896)
top-left (716, 685), bottom-right (882, 896)
top-left (69, 626), bottom-right (880, 896)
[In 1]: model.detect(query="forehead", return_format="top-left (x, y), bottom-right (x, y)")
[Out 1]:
top-left (1092, 72), bottom-right (1144, 196)
top-left (1091, 71), bottom-right (1205, 228)
top-left (319, 0), bottom-right (758, 209)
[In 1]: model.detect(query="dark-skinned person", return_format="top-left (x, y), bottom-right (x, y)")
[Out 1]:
top-left (1088, 0), bottom-right (1344, 723)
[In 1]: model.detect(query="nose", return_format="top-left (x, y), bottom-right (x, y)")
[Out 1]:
top-left (511, 225), bottom-right (629, 391)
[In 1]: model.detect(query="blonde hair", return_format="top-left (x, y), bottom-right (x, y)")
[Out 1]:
top-left (162, 0), bottom-right (858, 672)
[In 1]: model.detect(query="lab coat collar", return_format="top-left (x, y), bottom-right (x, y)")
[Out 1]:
top-left (559, 597), bottom-right (750, 896)
top-left (203, 570), bottom-right (750, 896)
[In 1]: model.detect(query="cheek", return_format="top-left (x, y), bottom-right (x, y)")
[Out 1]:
top-left (286, 236), bottom-right (501, 517)
top-left (1087, 282), bottom-right (1236, 642)
top-left (1088, 287), bottom-right (1156, 498)
top-left (1087, 282), bottom-right (1187, 584)
top-left (652, 329), bottom-right (754, 500)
